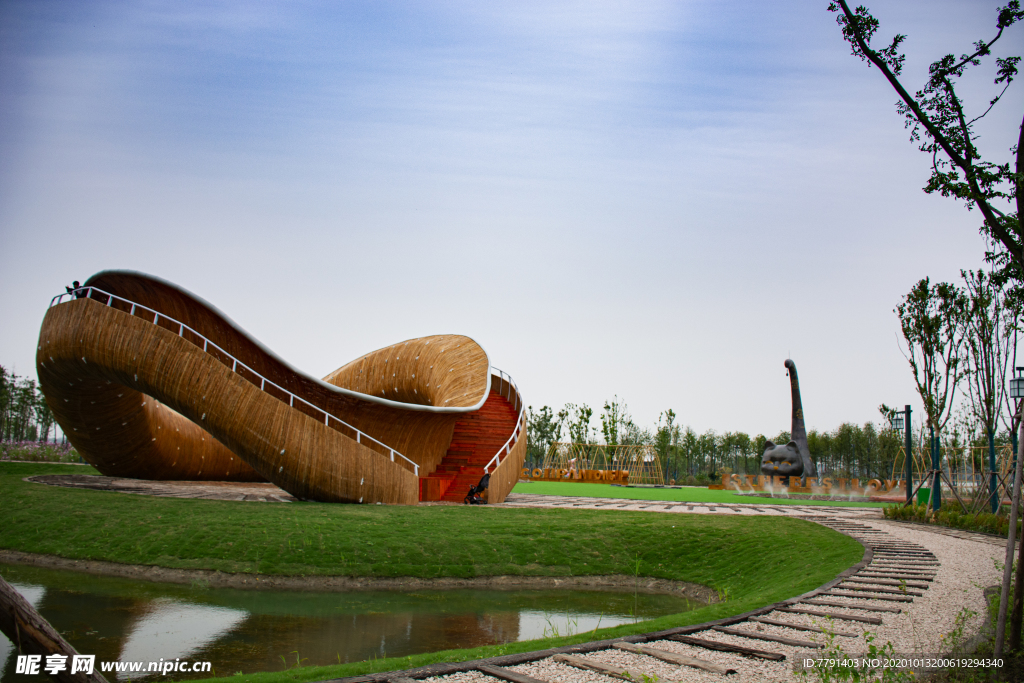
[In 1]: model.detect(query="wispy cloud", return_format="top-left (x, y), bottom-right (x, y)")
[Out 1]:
top-left (0, 0), bottom-right (1013, 434)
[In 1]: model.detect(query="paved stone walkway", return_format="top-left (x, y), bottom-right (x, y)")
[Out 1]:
top-left (502, 492), bottom-right (884, 520)
top-left (26, 476), bottom-right (892, 521)
top-left (502, 493), bottom-right (1008, 546)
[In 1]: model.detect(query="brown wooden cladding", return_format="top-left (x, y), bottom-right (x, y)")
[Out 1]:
top-left (323, 336), bottom-right (488, 409)
top-left (36, 271), bottom-right (525, 505)
top-left (38, 300), bottom-right (418, 503)
top-left (75, 273), bottom-right (487, 472)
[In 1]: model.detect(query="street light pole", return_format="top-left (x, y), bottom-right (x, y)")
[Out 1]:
top-left (995, 368), bottom-right (1024, 657)
top-left (1011, 389), bottom-right (1024, 651)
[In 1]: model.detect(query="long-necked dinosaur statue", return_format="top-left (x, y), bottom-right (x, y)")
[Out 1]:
top-left (760, 359), bottom-right (817, 482)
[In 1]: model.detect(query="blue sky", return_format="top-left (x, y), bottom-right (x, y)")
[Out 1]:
top-left (1, 0), bottom-right (1020, 438)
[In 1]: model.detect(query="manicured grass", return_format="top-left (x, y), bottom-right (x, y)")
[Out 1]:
top-left (512, 480), bottom-right (890, 507)
top-left (1, 463), bottom-right (863, 682)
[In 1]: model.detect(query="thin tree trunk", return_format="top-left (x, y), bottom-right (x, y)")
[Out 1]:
top-left (996, 415), bottom-right (1024, 659)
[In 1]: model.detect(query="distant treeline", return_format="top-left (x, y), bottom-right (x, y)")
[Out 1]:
top-left (526, 398), bottom-right (1009, 484)
top-left (1, 365), bottom-right (57, 442)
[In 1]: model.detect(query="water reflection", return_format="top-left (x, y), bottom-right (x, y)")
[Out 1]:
top-left (0, 564), bottom-right (698, 680)
top-left (118, 600), bottom-right (247, 666)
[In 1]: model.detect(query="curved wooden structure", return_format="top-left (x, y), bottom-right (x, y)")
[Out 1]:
top-left (35, 271), bottom-right (525, 505)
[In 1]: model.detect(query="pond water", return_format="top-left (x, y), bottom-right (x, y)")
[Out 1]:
top-left (0, 564), bottom-right (699, 680)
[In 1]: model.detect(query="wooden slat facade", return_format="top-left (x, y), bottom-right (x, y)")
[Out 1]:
top-left (36, 271), bottom-right (525, 505)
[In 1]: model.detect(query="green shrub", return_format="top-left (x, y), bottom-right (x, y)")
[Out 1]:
top-left (883, 501), bottom-right (1021, 537)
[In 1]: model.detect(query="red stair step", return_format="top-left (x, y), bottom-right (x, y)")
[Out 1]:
top-left (419, 388), bottom-right (519, 502)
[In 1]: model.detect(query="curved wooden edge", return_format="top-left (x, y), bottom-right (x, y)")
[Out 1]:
top-left (79, 271), bottom-right (492, 414)
top-left (487, 436), bottom-right (527, 505)
top-left (324, 336), bottom-right (488, 410)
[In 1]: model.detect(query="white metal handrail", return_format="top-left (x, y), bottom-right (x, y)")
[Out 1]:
top-left (50, 287), bottom-right (420, 475)
top-left (483, 366), bottom-right (525, 474)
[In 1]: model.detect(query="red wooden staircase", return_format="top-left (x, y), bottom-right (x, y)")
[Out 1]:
top-left (419, 389), bottom-right (518, 502)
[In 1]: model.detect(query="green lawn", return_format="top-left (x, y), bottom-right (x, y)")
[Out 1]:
top-left (512, 480), bottom-right (890, 507)
top-left (0, 463), bottom-right (863, 683)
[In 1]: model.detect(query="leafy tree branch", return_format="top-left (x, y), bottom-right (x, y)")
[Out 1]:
top-left (829, 1), bottom-right (1023, 269)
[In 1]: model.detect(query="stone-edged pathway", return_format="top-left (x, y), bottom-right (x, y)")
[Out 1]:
top-left (502, 492), bottom-right (884, 521)
top-left (23, 476), bottom-right (886, 518)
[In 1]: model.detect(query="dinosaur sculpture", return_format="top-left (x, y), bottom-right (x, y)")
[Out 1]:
top-left (760, 359), bottom-right (817, 482)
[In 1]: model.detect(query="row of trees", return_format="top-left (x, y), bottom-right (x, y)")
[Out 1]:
top-left (1, 365), bottom-right (57, 442)
top-left (524, 397), bottom-right (972, 483)
top-left (895, 269), bottom-right (1023, 455)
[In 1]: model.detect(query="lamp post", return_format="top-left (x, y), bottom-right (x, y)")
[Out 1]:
top-left (996, 367), bottom-right (1024, 656)
top-left (1011, 367), bottom-right (1024, 423)
top-left (1008, 368), bottom-right (1024, 512)
top-left (1009, 369), bottom-right (1024, 652)
top-left (891, 407), bottom-right (911, 505)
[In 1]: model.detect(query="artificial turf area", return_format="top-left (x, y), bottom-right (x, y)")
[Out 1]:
top-left (0, 463), bottom-right (864, 682)
top-left (512, 480), bottom-right (891, 507)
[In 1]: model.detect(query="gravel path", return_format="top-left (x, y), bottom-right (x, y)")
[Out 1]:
top-left (502, 493), bottom-right (885, 520)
